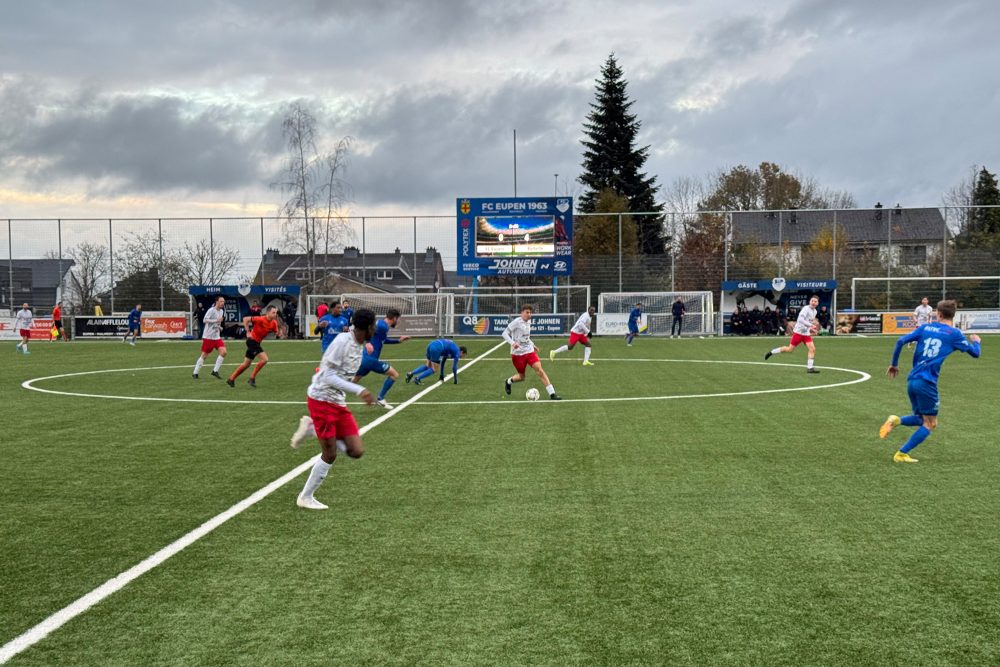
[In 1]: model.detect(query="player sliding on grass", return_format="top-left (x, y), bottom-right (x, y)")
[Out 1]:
top-left (879, 299), bottom-right (981, 463)
top-left (764, 295), bottom-right (821, 373)
top-left (352, 308), bottom-right (412, 409)
top-left (550, 306), bottom-right (596, 365)
top-left (291, 309), bottom-right (377, 510)
top-left (227, 305), bottom-right (283, 388)
top-left (503, 304), bottom-right (561, 400)
top-left (405, 339), bottom-right (467, 385)
top-left (193, 296), bottom-right (227, 379)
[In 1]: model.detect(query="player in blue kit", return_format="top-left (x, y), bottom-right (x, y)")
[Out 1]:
top-left (879, 299), bottom-right (981, 463)
top-left (124, 303), bottom-right (142, 346)
top-left (405, 339), bottom-right (467, 385)
top-left (351, 308), bottom-right (411, 409)
top-left (626, 302), bottom-right (642, 346)
top-left (340, 299), bottom-right (354, 326)
top-left (317, 302), bottom-right (350, 353)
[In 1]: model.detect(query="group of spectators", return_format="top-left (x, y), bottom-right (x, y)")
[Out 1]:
top-left (729, 304), bottom-right (834, 336)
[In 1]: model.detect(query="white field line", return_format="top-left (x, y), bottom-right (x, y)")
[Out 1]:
top-left (21, 359), bottom-right (871, 406)
top-left (0, 341), bottom-right (506, 665)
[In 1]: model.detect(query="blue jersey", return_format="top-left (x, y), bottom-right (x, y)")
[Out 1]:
top-left (426, 338), bottom-right (462, 376)
top-left (341, 307), bottom-right (354, 324)
top-left (319, 314), bottom-right (350, 352)
top-left (128, 309), bottom-right (142, 326)
top-left (365, 318), bottom-right (399, 360)
top-left (892, 323), bottom-right (981, 385)
top-left (628, 307), bottom-right (641, 324)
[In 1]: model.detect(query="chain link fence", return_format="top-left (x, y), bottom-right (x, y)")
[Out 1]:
top-left (3, 206), bottom-right (999, 317)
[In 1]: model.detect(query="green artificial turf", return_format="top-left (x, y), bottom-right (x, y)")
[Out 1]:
top-left (1, 335), bottom-right (998, 666)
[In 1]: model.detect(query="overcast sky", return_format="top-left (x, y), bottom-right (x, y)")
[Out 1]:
top-left (1, 0), bottom-right (998, 222)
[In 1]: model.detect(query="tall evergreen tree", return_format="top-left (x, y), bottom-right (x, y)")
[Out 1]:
top-left (579, 54), bottom-right (665, 254)
top-left (969, 167), bottom-right (1000, 245)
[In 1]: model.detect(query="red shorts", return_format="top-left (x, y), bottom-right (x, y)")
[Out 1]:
top-left (19, 329), bottom-right (30, 338)
top-left (569, 332), bottom-right (590, 346)
top-left (512, 351), bottom-right (540, 374)
top-left (790, 333), bottom-right (813, 347)
top-left (200, 338), bottom-right (226, 354)
top-left (307, 397), bottom-right (359, 440)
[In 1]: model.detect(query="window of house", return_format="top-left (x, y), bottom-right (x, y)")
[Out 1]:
top-left (295, 270), bottom-right (307, 280)
top-left (900, 245), bottom-right (926, 265)
top-left (376, 270), bottom-right (392, 280)
top-left (845, 247), bottom-right (877, 263)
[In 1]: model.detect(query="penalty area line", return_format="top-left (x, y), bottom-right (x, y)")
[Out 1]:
top-left (0, 341), bottom-right (506, 665)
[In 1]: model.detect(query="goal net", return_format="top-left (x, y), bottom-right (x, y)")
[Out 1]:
top-left (598, 291), bottom-right (715, 336)
top-left (305, 292), bottom-right (454, 337)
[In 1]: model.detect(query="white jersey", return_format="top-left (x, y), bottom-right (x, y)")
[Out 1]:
top-left (793, 305), bottom-right (817, 335)
top-left (202, 306), bottom-right (224, 340)
top-left (307, 331), bottom-right (365, 406)
top-left (914, 304), bottom-right (934, 325)
top-left (502, 317), bottom-right (535, 356)
top-left (14, 309), bottom-right (32, 330)
top-left (571, 312), bottom-right (592, 336)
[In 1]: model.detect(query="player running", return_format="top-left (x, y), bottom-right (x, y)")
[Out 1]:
top-left (626, 302), bottom-right (642, 346)
top-left (550, 306), bottom-right (596, 365)
top-left (910, 297), bottom-right (935, 349)
top-left (764, 295), bottom-right (821, 373)
top-left (405, 339), bottom-right (467, 385)
top-left (193, 296), bottom-right (227, 379)
top-left (123, 304), bottom-right (142, 346)
top-left (52, 301), bottom-right (66, 341)
top-left (290, 309), bottom-right (377, 510)
top-left (503, 304), bottom-right (561, 399)
top-left (14, 303), bottom-right (32, 354)
top-left (317, 302), bottom-right (350, 353)
top-left (351, 308), bottom-right (411, 409)
top-left (227, 305), bottom-right (284, 388)
top-left (879, 299), bottom-right (981, 463)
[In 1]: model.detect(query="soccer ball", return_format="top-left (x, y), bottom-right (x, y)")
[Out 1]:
top-left (525, 387), bottom-right (540, 401)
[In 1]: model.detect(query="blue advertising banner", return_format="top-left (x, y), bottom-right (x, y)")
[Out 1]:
top-left (457, 314), bottom-right (565, 336)
top-left (456, 197), bottom-right (573, 276)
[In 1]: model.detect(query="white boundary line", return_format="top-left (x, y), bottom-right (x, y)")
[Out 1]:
top-left (21, 359), bottom-right (871, 406)
top-left (0, 341), bottom-right (506, 665)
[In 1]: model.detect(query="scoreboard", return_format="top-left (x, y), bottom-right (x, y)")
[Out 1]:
top-left (457, 197), bottom-right (573, 276)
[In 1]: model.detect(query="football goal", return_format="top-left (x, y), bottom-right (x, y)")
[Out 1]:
top-left (598, 291), bottom-right (715, 336)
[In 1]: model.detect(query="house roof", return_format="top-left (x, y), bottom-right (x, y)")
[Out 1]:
top-left (731, 208), bottom-right (947, 245)
top-left (257, 248), bottom-right (444, 288)
top-left (0, 259), bottom-right (76, 288)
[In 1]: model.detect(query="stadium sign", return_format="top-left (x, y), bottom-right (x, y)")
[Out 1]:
top-left (456, 197), bottom-right (573, 276)
top-left (457, 314), bottom-right (565, 336)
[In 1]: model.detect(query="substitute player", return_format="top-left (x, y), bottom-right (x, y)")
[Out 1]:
top-left (626, 302), bottom-right (642, 346)
top-left (14, 303), bottom-right (32, 354)
top-left (764, 295), bottom-right (821, 373)
top-left (52, 301), bottom-right (67, 341)
top-left (550, 306), bottom-right (596, 365)
top-left (193, 296), bottom-right (227, 379)
top-left (227, 305), bottom-right (283, 388)
top-left (405, 339), bottom-right (467, 385)
top-left (291, 309), bottom-right (377, 510)
top-left (879, 299), bottom-right (981, 463)
top-left (123, 304), bottom-right (142, 346)
top-left (352, 308), bottom-right (411, 409)
top-left (502, 304), bottom-right (561, 399)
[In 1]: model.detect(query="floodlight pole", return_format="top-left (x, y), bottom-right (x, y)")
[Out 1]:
top-left (513, 129), bottom-right (517, 197)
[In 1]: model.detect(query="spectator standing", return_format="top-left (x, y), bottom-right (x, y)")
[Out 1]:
top-left (670, 297), bottom-right (686, 338)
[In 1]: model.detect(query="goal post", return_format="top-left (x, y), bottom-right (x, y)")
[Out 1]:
top-left (305, 292), bottom-right (454, 337)
top-left (597, 291), bottom-right (715, 336)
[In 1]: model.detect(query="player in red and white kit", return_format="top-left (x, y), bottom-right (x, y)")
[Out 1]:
top-left (502, 304), bottom-right (561, 399)
top-left (193, 296), bottom-right (228, 379)
top-left (290, 308), bottom-right (377, 510)
top-left (549, 306), bottom-right (596, 366)
top-left (764, 295), bottom-right (821, 373)
top-left (13, 303), bottom-right (32, 354)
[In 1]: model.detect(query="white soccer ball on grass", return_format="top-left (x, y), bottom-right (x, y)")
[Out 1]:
top-left (525, 387), bottom-right (540, 401)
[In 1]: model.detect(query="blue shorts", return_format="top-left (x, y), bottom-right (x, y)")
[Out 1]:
top-left (128, 323), bottom-right (140, 333)
top-left (426, 342), bottom-right (444, 362)
top-left (628, 323), bottom-right (639, 334)
top-left (907, 378), bottom-right (940, 416)
top-left (356, 355), bottom-right (390, 377)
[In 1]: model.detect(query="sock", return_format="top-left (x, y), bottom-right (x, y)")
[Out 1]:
top-left (336, 440), bottom-right (347, 454)
top-left (545, 384), bottom-right (555, 396)
top-left (900, 426), bottom-right (932, 453)
top-left (194, 357), bottom-right (204, 374)
top-left (901, 415), bottom-right (922, 427)
top-left (229, 364), bottom-right (246, 381)
top-left (378, 377), bottom-right (395, 400)
top-left (251, 361), bottom-right (266, 378)
top-left (553, 345), bottom-right (568, 355)
top-left (770, 347), bottom-right (782, 355)
top-left (807, 358), bottom-right (814, 369)
top-left (300, 458), bottom-right (333, 499)
top-left (507, 376), bottom-right (516, 385)
top-left (411, 364), bottom-right (428, 375)
top-left (584, 347), bottom-right (592, 362)
top-left (416, 367), bottom-right (435, 381)
top-left (213, 356), bottom-right (225, 372)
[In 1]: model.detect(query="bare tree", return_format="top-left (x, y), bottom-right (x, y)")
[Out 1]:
top-left (62, 242), bottom-right (110, 312)
top-left (318, 137), bottom-right (355, 270)
top-left (173, 238), bottom-right (241, 286)
top-left (943, 165), bottom-right (978, 235)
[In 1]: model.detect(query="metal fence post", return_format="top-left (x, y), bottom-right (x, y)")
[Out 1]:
top-left (617, 213), bottom-right (623, 292)
top-left (778, 211), bottom-right (784, 276)
top-left (942, 208), bottom-right (948, 301)
top-left (832, 211), bottom-right (837, 315)
top-left (57, 219), bottom-right (64, 304)
top-left (259, 218), bottom-right (265, 285)
top-left (413, 216), bottom-right (418, 293)
top-left (209, 217), bottom-right (215, 283)
top-left (361, 216), bottom-right (366, 285)
top-left (7, 220), bottom-right (13, 309)
top-left (669, 213), bottom-right (675, 292)
top-left (886, 207), bottom-right (892, 310)
top-left (723, 213), bottom-right (730, 282)
top-left (109, 219), bottom-right (114, 313)
top-left (158, 219), bottom-right (165, 310)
